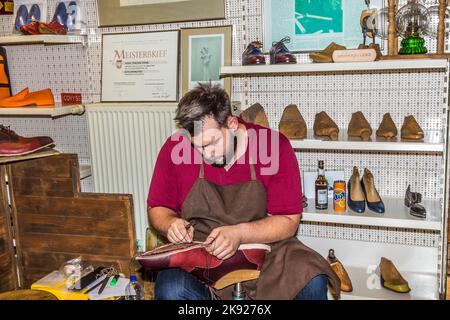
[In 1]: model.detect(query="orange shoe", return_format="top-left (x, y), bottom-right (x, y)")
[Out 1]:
top-left (0, 88), bottom-right (29, 105)
top-left (0, 89), bottom-right (54, 108)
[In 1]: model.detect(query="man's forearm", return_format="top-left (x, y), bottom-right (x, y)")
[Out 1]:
top-left (148, 206), bottom-right (180, 236)
top-left (235, 215), bottom-right (300, 244)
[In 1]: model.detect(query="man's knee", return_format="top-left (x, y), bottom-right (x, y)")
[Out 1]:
top-left (155, 269), bottom-right (187, 300)
top-left (155, 268), bottom-right (210, 300)
top-left (295, 274), bottom-right (329, 300)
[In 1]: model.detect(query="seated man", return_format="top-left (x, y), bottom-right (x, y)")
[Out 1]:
top-left (147, 83), bottom-right (340, 300)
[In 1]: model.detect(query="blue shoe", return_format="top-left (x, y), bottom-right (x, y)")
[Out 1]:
top-left (347, 167), bottom-right (365, 213)
top-left (27, 4), bottom-right (41, 24)
top-left (38, 2), bottom-right (68, 35)
top-left (20, 4), bottom-right (41, 35)
top-left (14, 5), bottom-right (28, 32)
top-left (66, 1), bottom-right (78, 31)
top-left (361, 168), bottom-right (385, 214)
top-left (52, 2), bottom-right (68, 27)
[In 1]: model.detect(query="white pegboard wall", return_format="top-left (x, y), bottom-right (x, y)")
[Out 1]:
top-left (298, 222), bottom-right (440, 248)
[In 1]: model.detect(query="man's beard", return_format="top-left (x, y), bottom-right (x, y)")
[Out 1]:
top-left (210, 136), bottom-right (237, 168)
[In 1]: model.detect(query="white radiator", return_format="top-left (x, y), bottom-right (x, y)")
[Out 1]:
top-left (86, 103), bottom-right (177, 250)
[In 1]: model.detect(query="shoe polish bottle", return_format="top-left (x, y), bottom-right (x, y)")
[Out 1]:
top-left (315, 160), bottom-right (328, 210)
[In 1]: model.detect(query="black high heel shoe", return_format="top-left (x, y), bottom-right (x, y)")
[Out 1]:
top-left (361, 168), bottom-right (385, 214)
top-left (347, 167), bottom-right (365, 213)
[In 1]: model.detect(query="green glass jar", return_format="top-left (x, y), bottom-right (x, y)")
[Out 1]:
top-left (399, 34), bottom-right (427, 55)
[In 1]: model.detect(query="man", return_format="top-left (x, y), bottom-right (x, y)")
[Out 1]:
top-left (147, 83), bottom-right (340, 300)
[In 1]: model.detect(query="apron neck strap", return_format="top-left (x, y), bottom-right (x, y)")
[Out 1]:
top-left (199, 160), bottom-right (256, 180)
top-left (249, 156), bottom-right (257, 180)
top-left (199, 161), bottom-right (205, 179)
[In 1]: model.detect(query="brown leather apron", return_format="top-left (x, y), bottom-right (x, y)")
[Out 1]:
top-left (181, 161), bottom-right (341, 300)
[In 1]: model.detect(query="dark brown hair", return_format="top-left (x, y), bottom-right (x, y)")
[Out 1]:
top-left (175, 83), bottom-right (231, 135)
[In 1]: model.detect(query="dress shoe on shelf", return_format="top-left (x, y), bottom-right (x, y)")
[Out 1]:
top-left (313, 111), bottom-right (339, 141)
top-left (327, 249), bottom-right (353, 292)
top-left (379, 257), bottom-right (411, 293)
top-left (278, 104), bottom-right (306, 139)
top-left (270, 36), bottom-right (297, 64)
top-left (242, 41), bottom-right (266, 66)
top-left (240, 103), bottom-right (270, 128)
top-left (14, 5), bottom-right (28, 32)
top-left (361, 168), bottom-right (385, 214)
top-left (302, 194), bottom-right (308, 208)
top-left (376, 113), bottom-right (398, 140)
top-left (309, 42), bottom-right (346, 63)
top-left (0, 125), bottom-right (54, 156)
top-left (347, 167), bottom-right (365, 213)
top-left (20, 4), bottom-right (41, 35)
top-left (401, 115), bottom-right (424, 140)
top-left (0, 88), bottom-right (55, 108)
top-left (39, 2), bottom-right (68, 35)
top-left (348, 111), bottom-right (372, 141)
top-left (405, 185), bottom-right (427, 219)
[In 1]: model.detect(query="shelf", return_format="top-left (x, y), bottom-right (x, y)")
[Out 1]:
top-left (220, 59), bottom-right (448, 76)
top-left (0, 148), bottom-right (60, 164)
top-left (80, 165), bottom-right (91, 180)
top-left (0, 34), bottom-right (86, 46)
top-left (332, 266), bottom-right (438, 300)
top-left (0, 104), bottom-right (84, 117)
top-left (301, 197), bottom-right (441, 231)
top-left (290, 129), bottom-right (444, 153)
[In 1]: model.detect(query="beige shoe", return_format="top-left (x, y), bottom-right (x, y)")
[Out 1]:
top-left (278, 104), bottom-right (307, 139)
top-left (313, 111), bottom-right (339, 141)
top-left (401, 115), bottom-right (424, 140)
top-left (348, 111), bottom-right (372, 141)
top-left (379, 257), bottom-right (411, 293)
top-left (309, 42), bottom-right (346, 63)
top-left (240, 103), bottom-right (270, 128)
top-left (376, 113), bottom-right (398, 140)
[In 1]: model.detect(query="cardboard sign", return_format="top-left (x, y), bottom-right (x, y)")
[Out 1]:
top-left (61, 93), bottom-right (82, 105)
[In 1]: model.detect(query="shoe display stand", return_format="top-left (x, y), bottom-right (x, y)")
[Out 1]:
top-left (221, 58), bottom-right (448, 75)
top-left (224, 65), bottom-right (450, 299)
top-left (0, 103), bottom-right (85, 117)
top-left (0, 34), bottom-right (87, 46)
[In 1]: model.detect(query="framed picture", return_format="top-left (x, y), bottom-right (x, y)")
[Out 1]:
top-left (101, 30), bottom-right (179, 102)
top-left (263, 0), bottom-right (384, 52)
top-left (97, 0), bottom-right (225, 27)
top-left (181, 26), bottom-right (232, 97)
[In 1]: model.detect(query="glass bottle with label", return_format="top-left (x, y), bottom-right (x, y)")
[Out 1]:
top-left (315, 160), bottom-right (328, 210)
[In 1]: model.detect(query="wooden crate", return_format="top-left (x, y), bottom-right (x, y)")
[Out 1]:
top-left (0, 154), bottom-right (137, 291)
top-left (0, 166), bottom-right (17, 293)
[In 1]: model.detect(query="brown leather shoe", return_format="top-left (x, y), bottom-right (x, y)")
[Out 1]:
top-left (379, 257), bottom-right (411, 293)
top-left (240, 103), bottom-right (270, 128)
top-left (348, 111), bottom-right (372, 141)
top-left (278, 104), bottom-right (307, 139)
top-left (310, 42), bottom-right (346, 63)
top-left (376, 113), bottom-right (398, 140)
top-left (327, 249), bottom-right (353, 292)
top-left (313, 111), bottom-right (339, 141)
top-left (401, 115), bottom-right (424, 140)
top-left (0, 125), bottom-right (54, 156)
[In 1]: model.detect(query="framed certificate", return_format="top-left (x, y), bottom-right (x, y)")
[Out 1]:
top-left (101, 30), bottom-right (179, 102)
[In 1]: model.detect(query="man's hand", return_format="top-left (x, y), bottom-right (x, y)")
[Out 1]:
top-left (167, 218), bottom-right (194, 243)
top-left (203, 226), bottom-right (242, 260)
